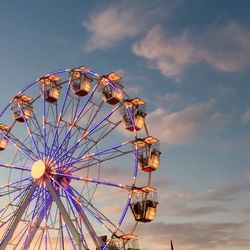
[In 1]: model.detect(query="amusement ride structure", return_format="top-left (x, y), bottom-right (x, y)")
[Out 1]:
top-left (0, 66), bottom-right (161, 250)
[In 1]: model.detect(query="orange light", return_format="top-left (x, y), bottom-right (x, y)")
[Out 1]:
top-left (149, 154), bottom-right (160, 170)
top-left (135, 115), bottom-right (144, 130)
top-left (49, 87), bottom-right (60, 100)
top-left (145, 206), bottom-right (156, 221)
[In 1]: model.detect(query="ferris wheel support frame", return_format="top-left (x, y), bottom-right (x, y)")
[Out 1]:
top-left (45, 178), bottom-right (84, 250)
top-left (0, 67), bottom-right (160, 249)
top-left (0, 182), bottom-right (36, 250)
top-left (66, 187), bottom-right (103, 249)
top-left (23, 195), bottom-right (53, 249)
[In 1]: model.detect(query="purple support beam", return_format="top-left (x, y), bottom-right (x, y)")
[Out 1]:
top-left (65, 187), bottom-right (103, 249)
top-left (42, 84), bottom-right (47, 160)
top-left (50, 177), bottom-right (113, 234)
top-left (0, 131), bottom-right (36, 162)
top-left (22, 186), bottom-right (41, 250)
top-left (0, 163), bottom-right (30, 172)
top-left (56, 140), bottom-right (131, 168)
top-left (50, 82), bottom-right (100, 161)
top-left (53, 172), bottom-right (131, 190)
top-left (0, 181), bottom-right (33, 214)
top-left (22, 194), bottom-right (53, 249)
top-left (48, 76), bottom-right (72, 158)
top-left (45, 178), bottom-right (84, 250)
top-left (52, 103), bottom-right (121, 166)
top-left (0, 181), bottom-right (36, 250)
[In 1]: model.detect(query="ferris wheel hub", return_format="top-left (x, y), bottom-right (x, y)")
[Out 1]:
top-left (31, 160), bottom-right (46, 180)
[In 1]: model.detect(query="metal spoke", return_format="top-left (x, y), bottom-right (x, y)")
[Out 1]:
top-left (63, 221), bottom-right (76, 250)
top-left (42, 84), bottom-right (47, 160)
top-left (53, 173), bottom-right (131, 190)
top-left (50, 82), bottom-right (100, 161)
top-left (63, 101), bottom-right (106, 163)
top-left (49, 76), bottom-right (72, 157)
top-left (70, 186), bottom-right (126, 233)
top-left (0, 177), bottom-right (31, 190)
top-left (45, 178), bottom-right (84, 250)
top-left (65, 119), bottom-right (122, 165)
top-left (50, 177), bottom-right (114, 235)
top-left (43, 183), bottom-right (48, 250)
top-left (0, 181), bottom-right (33, 215)
top-left (22, 195), bottom-right (53, 249)
top-left (0, 181), bottom-right (36, 250)
top-left (18, 104), bottom-right (41, 159)
top-left (59, 140), bottom-right (132, 168)
top-left (22, 185), bottom-right (41, 250)
top-left (65, 187), bottom-right (103, 249)
top-left (63, 192), bottom-right (89, 250)
top-left (0, 163), bottom-right (30, 172)
top-left (0, 131), bottom-right (36, 161)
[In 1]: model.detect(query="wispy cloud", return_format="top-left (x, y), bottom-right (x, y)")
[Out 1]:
top-left (147, 100), bottom-right (216, 145)
top-left (208, 112), bottom-right (231, 130)
top-left (157, 177), bottom-right (250, 219)
top-left (83, 2), bottom-right (157, 51)
top-left (242, 109), bottom-right (250, 124)
top-left (171, 203), bottom-right (227, 217)
top-left (196, 181), bottom-right (250, 202)
top-left (137, 220), bottom-right (250, 249)
top-left (132, 25), bottom-right (196, 80)
top-left (132, 21), bottom-right (250, 79)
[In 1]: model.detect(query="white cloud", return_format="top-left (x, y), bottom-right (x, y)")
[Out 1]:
top-left (242, 110), bottom-right (250, 124)
top-left (83, 3), bottom-right (149, 51)
top-left (147, 100), bottom-right (215, 145)
top-left (208, 112), bottom-right (230, 130)
top-left (132, 21), bottom-right (250, 79)
top-left (132, 25), bottom-right (196, 79)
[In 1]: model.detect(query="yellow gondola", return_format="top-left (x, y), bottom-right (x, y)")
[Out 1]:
top-left (70, 70), bottom-right (91, 97)
top-left (12, 95), bottom-right (33, 122)
top-left (40, 74), bottom-right (61, 103)
top-left (122, 98), bottom-right (146, 131)
top-left (100, 72), bottom-right (123, 105)
top-left (0, 124), bottom-right (10, 151)
top-left (130, 186), bottom-right (158, 223)
top-left (137, 136), bottom-right (161, 172)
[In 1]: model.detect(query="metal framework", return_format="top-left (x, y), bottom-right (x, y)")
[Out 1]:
top-left (0, 66), bottom-right (159, 250)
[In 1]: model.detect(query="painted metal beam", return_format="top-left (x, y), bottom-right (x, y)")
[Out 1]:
top-left (0, 181), bottom-right (36, 250)
top-left (45, 178), bottom-right (84, 250)
top-left (23, 195), bottom-right (53, 249)
top-left (67, 187), bottom-right (103, 249)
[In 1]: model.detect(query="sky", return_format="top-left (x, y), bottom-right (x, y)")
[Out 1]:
top-left (0, 0), bottom-right (250, 249)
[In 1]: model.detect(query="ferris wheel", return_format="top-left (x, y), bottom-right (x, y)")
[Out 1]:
top-left (0, 66), bottom-right (161, 250)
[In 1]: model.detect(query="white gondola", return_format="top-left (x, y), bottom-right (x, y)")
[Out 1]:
top-left (12, 95), bottom-right (33, 123)
top-left (130, 187), bottom-right (158, 223)
top-left (136, 136), bottom-right (161, 172)
top-left (0, 124), bottom-right (10, 151)
top-left (70, 70), bottom-right (91, 97)
top-left (100, 72), bottom-right (123, 105)
top-left (40, 74), bottom-right (61, 103)
top-left (122, 98), bottom-right (146, 131)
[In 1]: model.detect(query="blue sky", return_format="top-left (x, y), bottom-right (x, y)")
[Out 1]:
top-left (0, 0), bottom-right (250, 249)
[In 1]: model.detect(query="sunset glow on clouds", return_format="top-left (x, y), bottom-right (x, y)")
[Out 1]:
top-left (0, 0), bottom-right (250, 249)
top-left (132, 22), bottom-right (250, 79)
